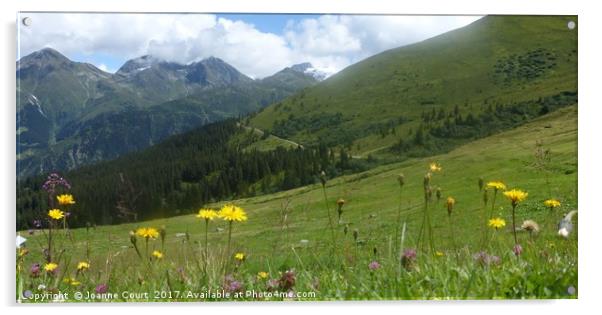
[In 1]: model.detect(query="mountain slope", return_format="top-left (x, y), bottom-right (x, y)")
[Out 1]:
top-left (250, 16), bottom-right (577, 156)
top-left (17, 50), bottom-right (319, 177)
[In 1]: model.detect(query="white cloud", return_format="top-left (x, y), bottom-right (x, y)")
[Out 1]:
top-left (18, 13), bottom-right (482, 78)
top-left (96, 63), bottom-right (110, 72)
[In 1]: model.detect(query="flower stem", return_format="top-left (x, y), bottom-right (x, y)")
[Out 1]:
top-left (511, 204), bottom-right (518, 245)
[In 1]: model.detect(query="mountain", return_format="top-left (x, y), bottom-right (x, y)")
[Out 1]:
top-left (250, 16), bottom-right (578, 157)
top-left (16, 50), bottom-right (319, 177)
top-left (290, 62), bottom-right (330, 81)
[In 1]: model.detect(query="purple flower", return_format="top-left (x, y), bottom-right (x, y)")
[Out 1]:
top-left (279, 270), bottom-right (296, 291)
top-left (223, 275), bottom-right (243, 293)
top-left (30, 263), bottom-right (41, 277)
top-left (401, 248), bottom-right (417, 270)
top-left (368, 261), bottom-right (381, 271)
top-left (95, 283), bottom-right (108, 294)
top-left (266, 279), bottom-right (280, 291)
top-left (42, 173), bottom-right (71, 193)
top-left (513, 244), bottom-right (523, 256)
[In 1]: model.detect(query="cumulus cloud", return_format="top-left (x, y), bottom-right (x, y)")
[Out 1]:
top-left (18, 13), bottom-right (482, 78)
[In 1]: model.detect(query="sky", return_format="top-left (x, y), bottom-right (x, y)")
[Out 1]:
top-left (17, 13), bottom-right (482, 78)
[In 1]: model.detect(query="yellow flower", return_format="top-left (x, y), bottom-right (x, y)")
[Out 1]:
top-left (544, 199), bottom-right (561, 208)
top-left (219, 204), bottom-right (248, 222)
top-left (152, 250), bottom-right (164, 259)
top-left (196, 208), bottom-right (218, 220)
top-left (488, 217), bottom-right (506, 230)
top-left (429, 162), bottom-right (442, 172)
top-left (257, 271), bottom-right (269, 279)
top-left (63, 277), bottom-right (80, 286)
top-left (234, 252), bottom-right (245, 261)
top-left (435, 251), bottom-right (445, 257)
top-left (486, 181), bottom-right (507, 191)
top-left (18, 248), bottom-right (29, 257)
top-left (77, 261), bottom-right (90, 271)
top-left (135, 227), bottom-right (160, 239)
top-left (503, 189), bottom-right (528, 206)
top-left (44, 262), bottom-right (58, 272)
top-left (56, 194), bottom-right (76, 205)
top-left (48, 209), bottom-right (65, 220)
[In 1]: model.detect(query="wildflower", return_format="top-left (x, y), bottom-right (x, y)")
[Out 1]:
top-left (279, 270), bottom-right (296, 291)
top-left (196, 208), bottom-right (218, 220)
top-left (77, 261), bottom-right (90, 271)
top-left (488, 217), bottom-right (506, 230)
top-left (435, 251), bottom-right (445, 257)
top-left (234, 252), bottom-right (245, 261)
top-left (487, 181), bottom-right (507, 191)
top-left (521, 220), bottom-right (540, 234)
top-left (56, 194), bottom-right (75, 205)
top-left (423, 173), bottom-right (431, 189)
top-left (64, 277), bottom-right (80, 286)
top-left (135, 227), bottom-right (159, 239)
top-left (152, 250), bottom-right (164, 259)
top-left (44, 262), bottom-right (58, 273)
top-left (257, 271), bottom-right (269, 280)
top-left (33, 220), bottom-right (42, 229)
top-left (504, 189), bottom-right (528, 245)
top-left (336, 198), bottom-right (345, 220)
top-left (429, 162), bottom-right (442, 172)
top-left (41, 173), bottom-right (71, 193)
top-left (223, 275), bottom-right (243, 293)
top-left (504, 189), bottom-right (528, 207)
top-left (513, 244), bottom-right (523, 257)
top-left (544, 199), bottom-right (561, 209)
top-left (95, 283), bottom-right (108, 294)
top-left (368, 261), bottom-right (381, 270)
top-left (401, 248), bottom-right (417, 271)
top-left (18, 248), bottom-right (29, 257)
top-left (218, 204), bottom-right (248, 222)
top-left (319, 171), bottom-right (327, 186)
top-left (445, 197), bottom-right (455, 216)
top-left (30, 263), bottom-right (41, 277)
top-left (473, 251), bottom-right (501, 267)
top-left (397, 173), bottom-right (405, 187)
top-left (48, 209), bottom-right (65, 220)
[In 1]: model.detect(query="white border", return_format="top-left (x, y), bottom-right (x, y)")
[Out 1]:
top-left (2, 0), bottom-right (600, 314)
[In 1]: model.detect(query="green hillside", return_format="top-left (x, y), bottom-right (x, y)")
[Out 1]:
top-left (18, 105), bottom-right (577, 299)
top-left (250, 16), bottom-right (577, 157)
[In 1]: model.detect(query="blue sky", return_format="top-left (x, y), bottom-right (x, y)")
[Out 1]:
top-left (18, 13), bottom-right (481, 77)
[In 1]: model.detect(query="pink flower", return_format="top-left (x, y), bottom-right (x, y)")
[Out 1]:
top-left (368, 261), bottom-right (381, 271)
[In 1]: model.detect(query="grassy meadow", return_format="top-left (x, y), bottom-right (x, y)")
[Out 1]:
top-left (17, 105), bottom-right (578, 302)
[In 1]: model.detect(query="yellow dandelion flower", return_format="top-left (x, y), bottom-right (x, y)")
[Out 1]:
top-left (152, 250), bottom-right (164, 259)
top-left (196, 208), bottom-right (218, 220)
top-left (44, 262), bottom-right (58, 272)
top-left (544, 199), bottom-right (561, 208)
top-left (486, 181), bottom-right (507, 191)
top-left (77, 261), bottom-right (90, 271)
top-left (435, 251), bottom-right (445, 257)
top-left (56, 194), bottom-right (76, 205)
top-left (135, 227), bottom-right (160, 239)
top-left (503, 189), bottom-right (528, 206)
top-left (488, 217), bottom-right (506, 230)
top-left (48, 209), bottom-right (65, 220)
top-left (18, 248), bottom-right (29, 257)
top-left (219, 204), bottom-right (248, 222)
top-left (234, 252), bottom-right (245, 261)
top-left (429, 162), bottom-right (442, 172)
top-left (257, 271), bottom-right (269, 279)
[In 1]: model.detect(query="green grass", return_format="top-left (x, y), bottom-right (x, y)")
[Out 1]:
top-left (17, 105), bottom-right (577, 301)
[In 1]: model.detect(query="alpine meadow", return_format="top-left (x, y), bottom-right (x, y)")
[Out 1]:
top-left (16, 14), bottom-right (578, 302)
